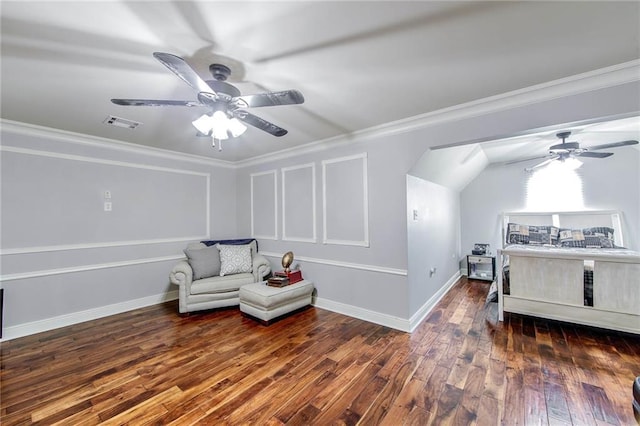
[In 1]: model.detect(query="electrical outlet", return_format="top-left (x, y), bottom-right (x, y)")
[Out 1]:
top-left (104, 202), bottom-right (112, 212)
top-left (104, 190), bottom-right (111, 199)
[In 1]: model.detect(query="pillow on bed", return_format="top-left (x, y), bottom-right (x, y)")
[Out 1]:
top-left (582, 227), bottom-right (615, 248)
top-left (506, 223), bottom-right (530, 245)
top-left (559, 229), bottom-right (586, 248)
top-left (506, 223), bottom-right (558, 246)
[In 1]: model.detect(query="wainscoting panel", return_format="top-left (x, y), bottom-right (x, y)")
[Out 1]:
top-left (322, 153), bottom-right (369, 246)
top-left (282, 163), bottom-right (316, 243)
top-left (0, 147), bottom-right (209, 249)
top-left (251, 170), bottom-right (278, 240)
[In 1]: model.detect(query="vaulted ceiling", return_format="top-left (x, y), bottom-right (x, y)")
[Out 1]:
top-left (2, 1), bottom-right (639, 162)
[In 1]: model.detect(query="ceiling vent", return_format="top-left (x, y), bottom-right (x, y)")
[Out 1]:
top-left (103, 115), bottom-right (141, 130)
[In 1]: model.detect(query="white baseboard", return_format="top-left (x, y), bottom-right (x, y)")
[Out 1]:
top-left (408, 271), bottom-right (462, 332)
top-left (1, 290), bottom-right (179, 341)
top-left (312, 297), bottom-right (411, 332)
top-left (312, 270), bottom-right (460, 332)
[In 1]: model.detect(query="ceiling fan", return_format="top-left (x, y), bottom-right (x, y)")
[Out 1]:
top-left (111, 52), bottom-right (304, 138)
top-left (507, 131), bottom-right (639, 171)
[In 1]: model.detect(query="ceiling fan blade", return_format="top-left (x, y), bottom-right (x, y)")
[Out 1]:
top-left (233, 111), bottom-right (288, 137)
top-left (504, 155), bottom-right (552, 166)
top-left (111, 98), bottom-right (203, 107)
top-left (152, 52), bottom-right (212, 94)
top-left (233, 90), bottom-right (305, 108)
top-left (524, 156), bottom-right (559, 172)
top-left (575, 151), bottom-right (613, 158)
top-left (587, 140), bottom-right (639, 150)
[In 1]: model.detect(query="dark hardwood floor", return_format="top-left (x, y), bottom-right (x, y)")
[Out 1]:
top-left (1, 277), bottom-right (638, 425)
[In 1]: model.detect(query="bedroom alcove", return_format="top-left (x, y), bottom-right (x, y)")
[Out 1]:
top-left (404, 114), bottom-right (640, 327)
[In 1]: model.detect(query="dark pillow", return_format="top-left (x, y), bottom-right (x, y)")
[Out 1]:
top-left (506, 223), bottom-right (558, 246)
top-left (559, 229), bottom-right (586, 248)
top-left (582, 227), bottom-right (615, 248)
top-left (183, 245), bottom-right (221, 280)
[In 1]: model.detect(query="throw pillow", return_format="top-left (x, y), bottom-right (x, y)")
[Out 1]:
top-left (183, 245), bottom-right (221, 280)
top-left (217, 244), bottom-right (252, 276)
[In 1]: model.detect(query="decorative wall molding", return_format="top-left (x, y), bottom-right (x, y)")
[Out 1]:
top-left (0, 236), bottom-right (206, 256)
top-left (250, 170), bottom-right (278, 240)
top-left (235, 60), bottom-right (640, 167)
top-left (0, 289), bottom-right (179, 341)
top-left (1, 145), bottom-right (211, 242)
top-left (0, 119), bottom-right (234, 168)
top-left (282, 163), bottom-right (317, 243)
top-left (322, 153), bottom-right (369, 247)
top-left (261, 251), bottom-right (407, 276)
top-left (0, 255), bottom-right (184, 282)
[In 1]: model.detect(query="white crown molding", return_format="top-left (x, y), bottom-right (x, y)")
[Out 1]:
top-left (0, 254), bottom-right (184, 282)
top-left (0, 290), bottom-right (179, 341)
top-left (236, 60), bottom-right (640, 167)
top-left (3, 61), bottom-right (637, 170)
top-left (261, 251), bottom-right (407, 276)
top-left (0, 119), bottom-right (235, 169)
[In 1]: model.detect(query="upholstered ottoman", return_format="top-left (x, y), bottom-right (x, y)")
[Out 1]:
top-left (239, 280), bottom-right (314, 324)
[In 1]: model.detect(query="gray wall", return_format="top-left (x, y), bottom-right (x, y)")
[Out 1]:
top-left (0, 123), bottom-right (237, 339)
top-left (406, 176), bottom-right (461, 316)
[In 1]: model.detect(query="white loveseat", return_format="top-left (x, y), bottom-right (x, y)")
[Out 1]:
top-left (169, 238), bottom-right (271, 313)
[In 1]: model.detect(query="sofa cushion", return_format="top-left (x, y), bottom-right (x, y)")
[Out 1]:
top-left (190, 273), bottom-right (255, 295)
top-left (183, 245), bottom-right (221, 280)
top-left (217, 243), bottom-right (252, 276)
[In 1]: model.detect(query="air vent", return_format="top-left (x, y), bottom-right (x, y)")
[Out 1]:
top-left (103, 115), bottom-right (142, 130)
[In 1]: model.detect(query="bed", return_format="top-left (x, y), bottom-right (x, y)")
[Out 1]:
top-left (496, 210), bottom-right (640, 334)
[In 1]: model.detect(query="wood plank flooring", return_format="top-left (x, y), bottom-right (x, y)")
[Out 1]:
top-left (1, 277), bottom-right (638, 425)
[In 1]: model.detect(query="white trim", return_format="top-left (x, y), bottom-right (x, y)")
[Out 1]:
top-left (0, 255), bottom-right (184, 282)
top-left (312, 297), bottom-right (410, 332)
top-left (261, 251), bottom-right (407, 276)
top-left (408, 271), bottom-right (461, 332)
top-left (236, 60), bottom-right (640, 167)
top-left (0, 237), bottom-right (206, 256)
top-left (1, 119), bottom-right (234, 168)
top-left (282, 163), bottom-right (317, 243)
top-left (322, 153), bottom-right (369, 247)
top-left (0, 290), bottom-right (179, 342)
top-left (250, 170), bottom-right (278, 240)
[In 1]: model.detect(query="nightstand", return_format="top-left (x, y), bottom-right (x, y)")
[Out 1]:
top-left (467, 255), bottom-right (496, 281)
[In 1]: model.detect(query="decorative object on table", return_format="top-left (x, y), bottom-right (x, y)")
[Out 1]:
top-left (282, 251), bottom-right (294, 273)
top-left (274, 269), bottom-right (303, 284)
top-left (267, 275), bottom-right (290, 287)
top-left (472, 243), bottom-right (490, 255)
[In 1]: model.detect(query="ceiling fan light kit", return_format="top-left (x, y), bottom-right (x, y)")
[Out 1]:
top-left (111, 52), bottom-right (305, 151)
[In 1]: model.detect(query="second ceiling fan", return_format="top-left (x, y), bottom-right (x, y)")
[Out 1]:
top-left (507, 131), bottom-right (638, 171)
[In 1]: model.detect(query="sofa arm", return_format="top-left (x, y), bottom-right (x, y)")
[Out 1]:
top-left (252, 253), bottom-right (271, 282)
top-left (170, 260), bottom-right (193, 288)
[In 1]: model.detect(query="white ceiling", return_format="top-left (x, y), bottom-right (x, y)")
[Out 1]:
top-left (2, 1), bottom-right (639, 162)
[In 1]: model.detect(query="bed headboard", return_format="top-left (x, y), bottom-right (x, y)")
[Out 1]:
top-left (501, 210), bottom-right (624, 248)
